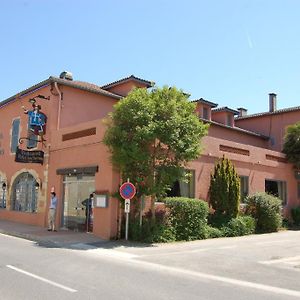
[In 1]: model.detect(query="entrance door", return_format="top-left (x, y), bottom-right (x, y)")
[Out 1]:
top-left (62, 174), bottom-right (95, 231)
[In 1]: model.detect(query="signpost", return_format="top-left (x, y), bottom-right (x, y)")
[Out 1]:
top-left (120, 181), bottom-right (136, 240)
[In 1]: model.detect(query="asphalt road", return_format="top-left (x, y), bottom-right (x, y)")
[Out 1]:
top-left (1, 230), bottom-right (300, 300)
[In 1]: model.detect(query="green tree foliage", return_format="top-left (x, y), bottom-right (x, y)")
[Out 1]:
top-left (103, 86), bottom-right (208, 213)
top-left (209, 156), bottom-right (240, 218)
top-left (283, 122), bottom-right (300, 168)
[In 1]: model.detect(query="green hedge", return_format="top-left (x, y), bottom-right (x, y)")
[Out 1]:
top-left (165, 197), bottom-right (209, 241)
top-left (221, 216), bottom-right (256, 237)
top-left (245, 192), bottom-right (282, 233)
top-left (291, 207), bottom-right (300, 226)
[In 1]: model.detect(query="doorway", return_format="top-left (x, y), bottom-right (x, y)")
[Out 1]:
top-left (62, 174), bottom-right (95, 231)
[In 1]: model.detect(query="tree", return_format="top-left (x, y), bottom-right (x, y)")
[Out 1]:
top-left (103, 86), bottom-right (208, 218)
top-left (283, 122), bottom-right (300, 168)
top-left (209, 156), bottom-right (240, 218)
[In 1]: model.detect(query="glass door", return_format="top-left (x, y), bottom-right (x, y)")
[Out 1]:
top-left (62, 175), bottom-right (95, 231)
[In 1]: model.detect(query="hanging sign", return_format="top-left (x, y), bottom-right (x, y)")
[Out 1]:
top-left (15, 147), bottom-right (44, 164)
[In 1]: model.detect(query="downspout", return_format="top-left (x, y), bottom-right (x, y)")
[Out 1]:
top-left (53, 82), bottom-right (62, 130)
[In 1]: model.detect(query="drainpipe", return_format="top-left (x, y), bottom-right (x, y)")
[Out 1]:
top-left (53, 82), bottom-right (62, 130)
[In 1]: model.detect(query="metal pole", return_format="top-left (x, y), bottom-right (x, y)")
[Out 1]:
top-left (125, 211), bottom-right (129, 240)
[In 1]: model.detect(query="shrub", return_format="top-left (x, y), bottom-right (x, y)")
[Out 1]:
top-left (165, 197), bottom-right (209, 241)
top-left (221, 216), bottom-right (255, 237)
top-left (205, 225), bottom-right (223, 238)
top-left (209, 156), bottom-right (240, 218)
top-left (208, 213), bottom-right (231, 228)
top-left (245, 192), bottom-right (282, 233)
top-left (291, 207), bottom-right (300, 226)
top-left (129, 213), bottom-right (176, 243)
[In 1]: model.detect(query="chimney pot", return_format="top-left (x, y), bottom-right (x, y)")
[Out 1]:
top-left (237, 107), bottom-right (248, 117)
top-left (269, 93), bottom-right (277, 112)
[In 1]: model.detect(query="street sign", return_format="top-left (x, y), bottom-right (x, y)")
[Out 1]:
top-left (124, 199), bottom-right (130, 213)
top-left (119, 182), bottom-right (136, 200)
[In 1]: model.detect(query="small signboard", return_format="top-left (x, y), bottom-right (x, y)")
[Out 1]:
top-left (124, 199), bottom-right (130, 213)
top-left (119, 182), bottom-right (136, 200)
top-left (15, 147), bottom-right (44, 164)
top-left (94, 194), bottom-right (108, 208)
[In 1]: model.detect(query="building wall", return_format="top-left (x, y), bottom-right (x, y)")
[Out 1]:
top-left (104, 81), bottom-right (147, 97)
top-left (235, 110), bottom-right (300, 152)
top-left (189, 128), bottom-right (299, 214)
top-left (48, 119), bottom-right (120, 239)
top-left (0, 86), bottom-right (54, 226)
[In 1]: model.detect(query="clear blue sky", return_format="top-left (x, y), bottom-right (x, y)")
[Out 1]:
top-left (1, 0), bottom-right (299, 114)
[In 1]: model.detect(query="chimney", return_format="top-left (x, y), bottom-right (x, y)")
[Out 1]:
top-left (237, 107), bottom-right (248, 117)
top-left (59, 71), bottom-right (73, 81)
top-left (269, 93), bottom-right (277, 112)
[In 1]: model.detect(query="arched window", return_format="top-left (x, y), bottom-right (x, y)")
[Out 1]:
top-left (12, 172), bottom-right (38, 213)
top-left (0, 173), bottom-right (6, 209)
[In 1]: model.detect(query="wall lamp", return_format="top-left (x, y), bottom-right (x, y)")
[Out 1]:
top-left (35, 181), bottom-right (40, 190)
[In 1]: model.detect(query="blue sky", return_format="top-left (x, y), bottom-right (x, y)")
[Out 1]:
top-left (0, 0), bottom-right (299, 114)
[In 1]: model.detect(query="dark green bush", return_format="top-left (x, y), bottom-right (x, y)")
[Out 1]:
top-left (129, 210), bottom-right (176, 243)
top-left (245, 192), bottom-right (282, 233)
top-left (165, 197), bottom-right (209, 241)
top-left (208, 213), bottom-right (231, 228)
top-left (205, 225), bottom-right (223, 238)
top-left (221, 216), bottom-right (256, 237)
top-left (291, 207), bottom-right (300, 226)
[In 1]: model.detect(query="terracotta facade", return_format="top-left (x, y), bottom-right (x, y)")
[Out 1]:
top-left (0, 74), bottom-right (299, 239)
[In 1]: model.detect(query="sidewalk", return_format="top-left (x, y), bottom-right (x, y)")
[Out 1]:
top-left (0, 219), bottom-right (116, 250)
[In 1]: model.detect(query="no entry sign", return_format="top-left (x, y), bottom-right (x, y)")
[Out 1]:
top-left (119, 182), bottom-right (136, 200)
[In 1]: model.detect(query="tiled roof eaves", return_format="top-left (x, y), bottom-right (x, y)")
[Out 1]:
top-left (212, 106), bottom-right (240, 115)
top-left (192, 98), bottom-right (218, 108)
top-left (201, 118), bottom-right (269, 140)
top-left (0, 77), bottom-right (122, 108)
top-left (49, 77), bottom-right (122, 99)
top-left (236, 106), bottom-right (300, 120)
top-left (101, 75), bottom-right (154, 89)
top-left (0, 78), bottom-right (51, 108)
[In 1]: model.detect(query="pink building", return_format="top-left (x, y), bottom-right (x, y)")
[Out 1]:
top-left (0, 73), bottom-right (298, 239)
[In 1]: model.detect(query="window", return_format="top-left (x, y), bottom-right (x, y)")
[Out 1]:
top-left (0, 175), bottom-right (6, 209)
top-left (166, 170), bottom-right (195, 198)
top-left (265, 179), bottom-right (287, 205)
top-left (11, 119), bottom-right (20, 153)
top-left (240, 176), bottom-right (249, 202)
top-left (226, 114), bottom-right (233, 126)
top-left (202, 107), bottom-right (209, 120)
top-left (12, 172), bottom-right (38, 213)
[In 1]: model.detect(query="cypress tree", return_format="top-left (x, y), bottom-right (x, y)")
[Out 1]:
top-left (209, 156), bottom-right (240, 218)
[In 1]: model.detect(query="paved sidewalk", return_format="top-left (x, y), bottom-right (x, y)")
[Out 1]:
top-left (0, 219), bottom-right (117, 250)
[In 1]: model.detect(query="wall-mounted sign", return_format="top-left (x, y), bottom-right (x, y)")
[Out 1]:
top-left (94, 194), bottom-right (109, 208)
top-left (15, 147), bottom-right (44, 164)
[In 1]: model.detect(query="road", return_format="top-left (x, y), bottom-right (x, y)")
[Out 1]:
top-left (1, 230), bottom-right (300, 299)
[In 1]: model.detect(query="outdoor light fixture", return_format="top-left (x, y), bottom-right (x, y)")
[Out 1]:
top-left (35, 182), bottom-right (40, 190)
top-left (1, 182), bottom-right (6, 209)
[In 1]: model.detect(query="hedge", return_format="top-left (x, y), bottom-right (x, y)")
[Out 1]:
top-left (165, 197), bottom-right (209, 241)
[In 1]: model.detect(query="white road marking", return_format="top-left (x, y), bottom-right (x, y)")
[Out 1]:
top-left (130, 260), bottom-right (300, 298)
top-left (6, 265), bottom-right (77, 293)
top-left (138, 245), bottom-right (237, 257)
top-left (259, 255), bottom-right (300, 265)
top-left (256, 239), bottom-right (295, 246)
